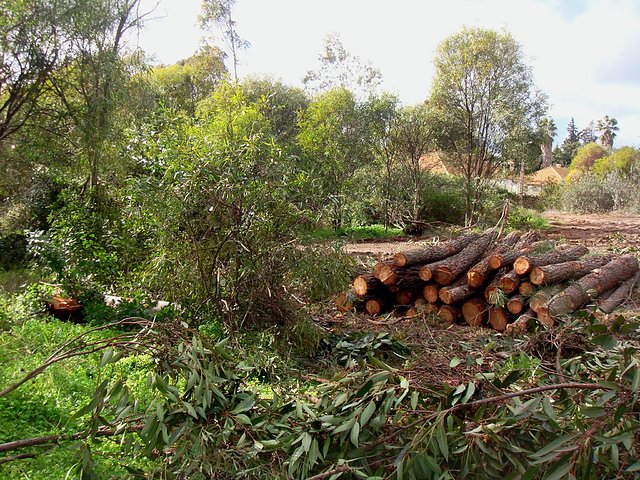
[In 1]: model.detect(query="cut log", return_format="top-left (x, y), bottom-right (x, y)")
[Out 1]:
top-left (365, 298), bottom-right (391, 316)
top-left (488, 306), bottom-right (509, 331)
top-left (396, 290), bottom-right (416, 306)
top-left (438, 305), bottom-right (461, 323)
top-left (505, 308), bottom-right (536, 334)
top-left (513, 245), bottom-right (589, 275)
top-left (518, 281), bottom-right (535, 297)
top-left (462, 298), bottom-right (488, 327)
top-left (487, 239), bottom-right (549, 270)
top-left (429, 230), bottom-right (498, 285)
top-left (375, 265), bottom-right (423, 287)
top-left (598, 270), bottom-right (640, 314)
top-left (537, 254), bottom-right (640, 326)
top-left (353, 274), bottom-right (387, 297)
top-left (497, 269), bottom-right (521, 294)
top-left (467, 231), bottom-right (522, 287)
top-left (529, 255), bottom-right (612, 286)
top-left (335, 292), bottom-right (355, 312)
top-left (373, 261), bottom-right (392, 279)
top-left (424, 302), bottom-right (440, 316)
top-left (529, 285), bottom-right (563, 313)
top-left (393, 233), bottom-right (480, 267)
top-left (422, 284), bottom-right (440, 303)
top-left (439, 284), bottom-right (476, 305)
top-left (484, 267), bottom-right (510, 304)
top-left (506, 295), bottom-right (526, 315)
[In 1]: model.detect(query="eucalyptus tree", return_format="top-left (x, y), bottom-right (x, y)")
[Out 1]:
top-left (199, 0), bottom-right (248, 82)
top-left (429, 27), bottom-right (547, 225)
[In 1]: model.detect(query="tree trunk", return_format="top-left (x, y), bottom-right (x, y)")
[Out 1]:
top-left (513, 245), bottom-right (589, 275)
top-left (529, 286), bottom-right (563, 313)
top-left (393, 233), bottom-right (480, 267)
top-left (597, 270), bottom-right (640, 314)
top-left (438, 305), bottom-right (461, 323)
top-left (353, 274), bottom-right (387, 297)
top-left (439, 284), bottom-right (476, 305)
top-left (497, 269), bottom-right (521, 294)
top-left (518, 282), bottom-right (535, 297)
top-left (537, 254), bottom-right (639, 326)
top-left (488, 306), bottom-right (509, 331)
top-left (422, 284), bottom-right (439, 303)
top-left (507, 295), bottom-right (526, 315)
top-left (529, 255), bottom-right (612, 286)
top-left (374, 264), bottom-right (422, 287)
top-left (540, 141), bottom-right (554, 168)
top-left (487, 239), bottom-right (548, 270)
top-left (428, 230), bottom-right (498, 285)
top-left (467, 231), bottom-right (522, 288)
top-left (505, 308), bottom-right (535, 334)
top-left (462, 297), bottom-right (488, 327)
top-left (484, 267), bottom-right (509, 304)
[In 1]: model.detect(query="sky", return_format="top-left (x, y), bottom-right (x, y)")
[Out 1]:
top-left (135, 0), bottom-right (640, 148)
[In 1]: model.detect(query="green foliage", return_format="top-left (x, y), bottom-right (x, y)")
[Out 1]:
top-left (307, 224), bottom-right (404, 241)
top-left (507, 207), bottom-right (549, 230)
top-left (420, 173), bottom-right (467, 224)
top-left (594, 146), bottom-right (640, 177)
top-left (567, 142), bottom-right (607, 180)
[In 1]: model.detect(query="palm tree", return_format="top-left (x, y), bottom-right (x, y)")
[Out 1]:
top-left (537, 117), bottom-right (556, 168)
top-left (596, 115), bottom-right (619, 151)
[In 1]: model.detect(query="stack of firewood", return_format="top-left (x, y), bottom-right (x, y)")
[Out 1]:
top-left (336, 230), bottom-right (640, 332)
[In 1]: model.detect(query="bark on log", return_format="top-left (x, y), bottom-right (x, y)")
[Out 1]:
top-left (396, 290), bottom-right (416, 306)
top-left (537, 254), bottom-right (640, 326)
top-left (375, 265), bottom-right (422, 287)
top-left (488, 307), bottom-right (509, 331)
top-left (529, 255), bottom-right (612, 286)
top-left (429, 230), bottom-right (498, 285)
top-left (505, 308), bottom-right (536, 334)
top-left (598, 271), bottom-right (640, 314)
top-left (353, 274), bottom-right (387, 297)
top-left (487, 239), bottom-right (549, 270)
top-left (467, 232), bottom-right (522, 287)
top-left (519, 282), bottom-right (535, 297)
top-left (462, 298), bottom-right (488, 327)
top-left (439, 284), bottom-right (476, 305)
top-left (529, 286), bottom-right (563, 313)
top-left (423, 284), bottom-right (440, 303)
top-left (424, 302), bottom-right (440, 316)
top-left (507, 295), bottom-right (526, 315)
top-left (514, 245), bottom-right (589, 275)
top-left (484, 268), bottom-right (509, 304)
top-left (438, 305), bottom-right (461, 323)
top-left (393, 233), bottom-right (480, 267)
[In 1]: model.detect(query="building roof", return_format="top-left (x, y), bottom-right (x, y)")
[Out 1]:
top-left (419, 152), bottom-right (464, 176)
top-left (526, 165), bottom-right (569, 185)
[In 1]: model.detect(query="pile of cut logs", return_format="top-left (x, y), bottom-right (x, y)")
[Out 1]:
top-left (337, 230), bottom-right (640, 332)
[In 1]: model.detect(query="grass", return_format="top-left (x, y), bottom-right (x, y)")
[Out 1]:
top-left (306, 224), bottom-right (404, 241)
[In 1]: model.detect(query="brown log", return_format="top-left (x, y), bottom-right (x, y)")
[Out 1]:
top-left (497, 269), bottom-right (521, 294)
top-left (439, 284), bottom-right (476, 305)
top-left (438, 305), bottom-right (461, 323)
top-left (467, 231), bottom-right (522, 287)
top-left (396, 290), bottom-right (416, 306)
top-left (424, 302), bottom-right (440, 316)
top-left (537, 254), bottom-right (640, 326)
top-left (529, 255), bottom-right (612, 286)
top-left (505, 308), bottom-right (536, 334)
top-left (373, 261), bottom-right (392, 279)
top-left (422, 284), bottom-right (440, 303)
top-left (487, 238), bottom-right (549, 270)
top-left (484, 268), bottom-right (509, 304)
top-left (598, 271), bottom-right (640, 314)
top-left (392, 233), bottom-right (480, 267)
top-left (507, 295), bottom-right (526, 315)
top-left (518, 281), bottom-right (535, 297)
top-left (513, 245), bottom-right (589, 275)
top-left (462, 298), bottom-right (488, 327)
top-left (430, 230), bottom-right (498, 285)
top-left (529, 285), bottom-right (564, 313)
top-left (353, 274), bottom-right (387, 297)
top-left (335, 292), bottom-right (360, 312)
top-left (488, 307), bottom-right (509, 331)
top-left (375, 265), bottom-right (423, 287)
top-left (365, 298), bottom-right (391, 316)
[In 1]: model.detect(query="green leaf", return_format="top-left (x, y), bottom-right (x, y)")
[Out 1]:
top-left (360, 400), bottom-right (376, 426)
top-left (542, 458), bottom-right (573, 480)
top-left (461, 382), bottom-right (476, 404)
top-left (449, 357), bottom-right (462, 368)
top-left (529, 434), bottom-right (575, 459)
top-left (232, 396), bottom-right (255, 414)
top-left (626, 461), bottom-right (640, 472)
top-left (350, 421), bottom-right (360, 447)
top-left (591, 334), bottom-right (618, 350)
top-left (410, 391), bottom-right (419, 410)
top-left (436, 425), bottom-right (449, 460)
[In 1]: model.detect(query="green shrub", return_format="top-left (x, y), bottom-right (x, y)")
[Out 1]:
top-left (507, 207), bottom-right (549, 230)
top-left (562, 174), bottom-right (614, 213)
top-left (419, 174), bottom-right (467, 225)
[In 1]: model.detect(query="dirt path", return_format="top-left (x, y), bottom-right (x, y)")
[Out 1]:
top-left (344, 211), bottom-right (640, 259)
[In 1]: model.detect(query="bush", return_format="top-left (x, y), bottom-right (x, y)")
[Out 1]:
top-left (562, 174), bottom-right (614, 213)
top-left (419, 174), bottom-right (467, 225)
top-left (507, 207), bottom-right (548, 230)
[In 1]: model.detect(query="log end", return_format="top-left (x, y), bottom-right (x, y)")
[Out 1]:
top-left (529, 267), bottom-right (544, 286)
top-left (393, 252), bottom-right (407, 268)
top-left (488, 256), bottom-right (503, 270)
top-left (419, 266), bottom-right (433, 282)
top-left (467, 271), bottom-right (485, 288)
top-left (513, 256), bottom-right (531, 275)
top-left (335, 292), bottom-right (353, 312)
top-left (353, 276), bottom-right (368, 297)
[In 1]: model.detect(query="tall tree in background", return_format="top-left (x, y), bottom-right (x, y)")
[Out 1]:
top-left (303, 33), bottom-right (382, 98)
top-left (596, 115), bottom-right (619, 151)
top-left (430, 27), bottom-right (546, 225)
top-left (580, 120), bottom-right (597, 145)
top-left (199, 0), bottom-right (249, 82)
top-left (0, 0), bottom-right (63, 142)
top-left (537, 117), bottom-right (556, 168)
